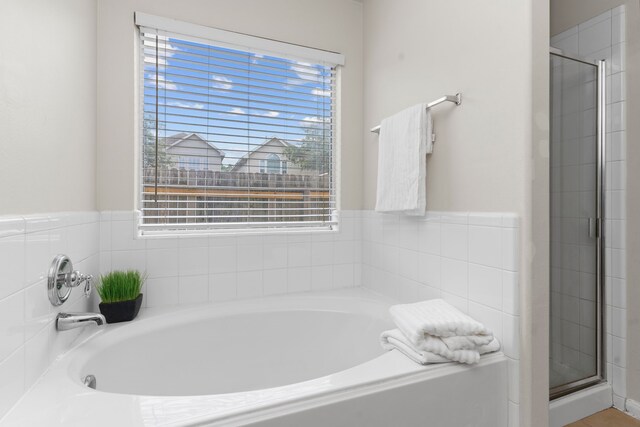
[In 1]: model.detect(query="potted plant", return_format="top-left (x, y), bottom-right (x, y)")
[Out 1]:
top-left (96, 270), bottom-right (145, 324)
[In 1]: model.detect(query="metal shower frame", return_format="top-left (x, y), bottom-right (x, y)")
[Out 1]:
top-left (549, 48), bottom-right (606, 400)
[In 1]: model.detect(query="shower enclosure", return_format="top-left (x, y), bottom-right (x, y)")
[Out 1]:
top-left (549, 50), bottom-right (605, 399)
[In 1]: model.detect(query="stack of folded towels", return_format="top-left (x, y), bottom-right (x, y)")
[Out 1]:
top-left (380, 299), bottom-right (501, 365)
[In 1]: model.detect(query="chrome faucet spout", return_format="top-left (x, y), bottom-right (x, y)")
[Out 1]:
top-left (56, 312), bottom-right (106, 331)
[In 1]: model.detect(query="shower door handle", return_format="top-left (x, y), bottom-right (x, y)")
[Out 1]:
top-left (588, 217), bottom-right (600, 239)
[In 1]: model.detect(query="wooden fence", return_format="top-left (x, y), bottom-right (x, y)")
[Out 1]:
top-left (142, 168), bottom-right (332, 226)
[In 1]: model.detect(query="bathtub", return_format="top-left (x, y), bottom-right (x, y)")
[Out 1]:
top-left (2, 289), bottom-right (508, 427)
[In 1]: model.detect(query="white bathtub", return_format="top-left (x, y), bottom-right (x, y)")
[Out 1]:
top-left (2, 289), bottom-right (508, 427)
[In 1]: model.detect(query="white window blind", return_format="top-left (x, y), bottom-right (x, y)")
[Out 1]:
top-left (136, 15), bottom-right (341, 234)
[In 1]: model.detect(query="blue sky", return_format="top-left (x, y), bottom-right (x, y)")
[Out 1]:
top-left (142, 33), bottom-right (334, 166)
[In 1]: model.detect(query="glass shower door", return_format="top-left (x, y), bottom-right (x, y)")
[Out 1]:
top-left (549, 51), bottom-right (604, 398)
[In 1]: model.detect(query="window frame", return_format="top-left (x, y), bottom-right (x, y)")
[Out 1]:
top-left (135, 13), bottom-right (343, 236)
top-left (267, 154), bottom-right (281, 174)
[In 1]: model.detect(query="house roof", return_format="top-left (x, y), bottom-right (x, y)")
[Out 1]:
top-left (164, 133), bottom-right (225, 158)
top-left (231, 137), bottom-right (291, 171)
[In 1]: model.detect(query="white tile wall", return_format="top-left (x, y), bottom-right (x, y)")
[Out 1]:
top-left (1, 209), bottom-right (518, 422)
top-left (360, 210), bottom-right (520, 426)
top-left (0, 209), bottom-right (362, 421)
top-left (0, 212), bottom-right (99, 420)
top-left (99, 211), bottom-right (361, 309)
top-left (552, 4), bottom-right (627, 409)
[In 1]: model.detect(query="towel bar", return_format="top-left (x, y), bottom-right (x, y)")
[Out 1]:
top-left (370, 93), bottom-right (462, 134)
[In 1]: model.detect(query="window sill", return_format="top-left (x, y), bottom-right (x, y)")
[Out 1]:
top-left (137, 225), bottom-right (338, 239)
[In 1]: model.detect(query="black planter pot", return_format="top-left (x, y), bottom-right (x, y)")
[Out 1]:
top-left (98, 294), bottom-right (143, 324)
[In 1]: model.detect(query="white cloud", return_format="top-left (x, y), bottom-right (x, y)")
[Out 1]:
top-left (143, 35), bottom-right (177, 66)
top-left (144, 35), bottom-right (176, 52)
top-left (263, 111), bottom-right (279, 117)
top-left (300, 116), bottom-right (331, 127)
top-left (311, 89), bottom-right (330, 97)
top-left (286, 62), bottom-right (330, 88)
top-left (251, 53), bottom-right (264, 65)
top-left (148, 74), bottom-right (177, 90)
top-left (285, 78), bottom-right (306, 87)
top-left (290, 61), bottom-right (331, 85)
top-left (212, 76), bottom-right (233, 90)
top-left (230, 107), bottom-right (246, 114)
top-left (302, 116), bottom-right (327, 123)
top-left (169, 101), bottom-right (205, 110)
top-left (291, 61), bottom-right (320, 81)
top-left (144, 56), bottom-right (168, 66)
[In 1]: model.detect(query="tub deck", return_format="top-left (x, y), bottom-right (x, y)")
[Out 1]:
top-left (1, 289), bottom-right (507, 427)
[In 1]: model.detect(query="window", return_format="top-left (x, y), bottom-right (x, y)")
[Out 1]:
top-left (136, 13), bottom-right (343, 234)
top-left (188, 157), bottom-right (202, 170)
top-left (267, 154), bottom-right (280, 174)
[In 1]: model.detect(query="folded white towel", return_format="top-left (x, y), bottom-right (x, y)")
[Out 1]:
top-left (381, 329), bottom-right (450, 364)
top-left (381, 329), bottom-right (501, 365)
top-left (390, 299), bottom-right (492, 346)
top-left (440, 334), bottom-right (495, 351)
top-left (375, 103), bottom-right (432, 215)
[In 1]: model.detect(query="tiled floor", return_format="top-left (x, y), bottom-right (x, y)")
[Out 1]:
top-left (567, 409), bottom-right (640, 427)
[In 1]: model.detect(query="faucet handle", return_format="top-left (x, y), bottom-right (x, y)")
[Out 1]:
top-left (82, 275), bottom-right (93, 298)
top-left (69, 270), bottom-right (92, 288)
top-left (69, 270), bottom-right (93, 298)
top-left (48, 255), bottom-right (94, 306)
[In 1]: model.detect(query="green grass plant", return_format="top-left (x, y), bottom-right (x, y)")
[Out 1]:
top-left (97, 270), bottom-right (145, 303)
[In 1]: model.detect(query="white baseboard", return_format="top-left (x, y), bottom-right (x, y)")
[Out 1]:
top-left (549, 383), bottom-right (612, 427)
top-left (613, 394), bottom-right (627, 411)
top-left (626, 399), bottom-right (640, 420)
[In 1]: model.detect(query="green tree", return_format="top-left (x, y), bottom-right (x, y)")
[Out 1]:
top-left (143, 113), bottom-right (173, 169)
top-left (283, 125), bottom-right (331, 174)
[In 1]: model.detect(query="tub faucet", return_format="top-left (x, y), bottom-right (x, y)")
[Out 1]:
top-left (56, 312), bottom-right (106, 331)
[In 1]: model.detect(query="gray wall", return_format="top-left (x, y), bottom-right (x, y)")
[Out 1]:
top-left (362, 0), bottom-right (531, 215)
top-left (362, 1), bottom-right (547, 425)
top-left (0, 0), bottom-right (97, 214)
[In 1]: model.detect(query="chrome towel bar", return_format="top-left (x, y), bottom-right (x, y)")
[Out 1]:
top-left (370, 93), bottom-right (462, 134)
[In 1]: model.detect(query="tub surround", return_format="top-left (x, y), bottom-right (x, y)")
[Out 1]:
top-left (361, 211), bottom-right (521, 426)
top-left (99, 210), bottom-right (362, 307)
top-left (0, 212), bottom-right (99, 419)
top-left (1, 209), bottom-right (362, 421)
top-left (1, 289), bottom-right (508, 427)
top-left (0, 209), bottom-right (520, 424)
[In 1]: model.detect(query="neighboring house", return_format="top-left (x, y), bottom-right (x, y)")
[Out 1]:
top-left (165, 133), bottom-right (225, 171)
top-left (231, 137), bottom-right (310, 175)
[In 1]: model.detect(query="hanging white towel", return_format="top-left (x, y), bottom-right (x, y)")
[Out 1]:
top-left (380, 329), bottom-right (501, 365)
top-left (389, 299), bottom-right (492, 346)
top-left (375, 104), bottom-right (432, 215)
